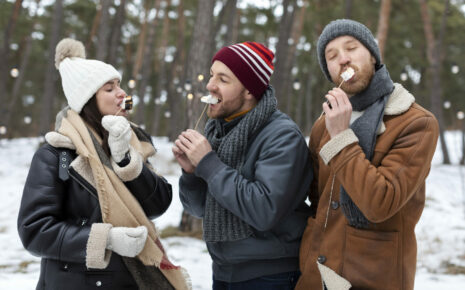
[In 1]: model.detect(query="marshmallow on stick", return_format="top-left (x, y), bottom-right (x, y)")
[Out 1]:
top-left (326, 68), bottom-right (356, 110)
top-left (338, 67), bottom-right (355, 88)
top-left (194, 95), bottom-right (218, 130)
top-left (115, 95), bottom-right (133, 115)
top-left (200, 95), bottom-right (219, 104)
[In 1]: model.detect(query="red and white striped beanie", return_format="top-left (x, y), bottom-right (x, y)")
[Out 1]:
top-left (212, 41), bottom-right (274, 100)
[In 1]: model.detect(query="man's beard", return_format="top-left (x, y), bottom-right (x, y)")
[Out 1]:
top-left (339, 64), bottom-right (375, 95)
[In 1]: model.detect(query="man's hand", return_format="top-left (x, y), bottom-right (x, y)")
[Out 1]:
top-left (322, 88), bottom-right (352, 138)
top-left (175, 129), bottom-right (212, 167)
top-left (172, 145), bottom-right (195, 173)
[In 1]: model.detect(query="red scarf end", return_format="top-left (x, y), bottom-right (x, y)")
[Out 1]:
top-left (160, 258), bottom-right (180, 270)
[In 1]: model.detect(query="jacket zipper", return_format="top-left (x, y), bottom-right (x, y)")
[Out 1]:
top-left (68, 168), bottom-right (99, 200)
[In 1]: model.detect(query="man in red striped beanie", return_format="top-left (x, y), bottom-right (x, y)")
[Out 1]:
top-left (173, 41), bottom-right (313, 289)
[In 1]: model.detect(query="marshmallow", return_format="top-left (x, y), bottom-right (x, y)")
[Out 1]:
top-left (340, 67), bottom-right (355, 81)
top-left (200, 95), bottom-right (219, 104)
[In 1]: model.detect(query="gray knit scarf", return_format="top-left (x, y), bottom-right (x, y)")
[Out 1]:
top-left (203, 86), bottom-right (277, 242)
top-left (340, 65), bottom-right (394, 228)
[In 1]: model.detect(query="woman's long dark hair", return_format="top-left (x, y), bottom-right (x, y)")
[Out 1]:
top-left (79, 96), bottom-right (111, 156)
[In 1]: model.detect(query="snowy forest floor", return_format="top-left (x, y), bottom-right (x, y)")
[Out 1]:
top-left (0, 134), bottom-right (464, 289)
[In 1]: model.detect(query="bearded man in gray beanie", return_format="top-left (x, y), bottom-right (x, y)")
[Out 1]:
top-left (296, 19), bottom-right (439, 290)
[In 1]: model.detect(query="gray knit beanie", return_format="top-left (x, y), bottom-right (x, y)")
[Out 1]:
top-left (317, 19), bottom-right (381, 81)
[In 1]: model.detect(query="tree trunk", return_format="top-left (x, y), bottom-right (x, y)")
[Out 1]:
top-left (38, 0), bottom-right (63, 135)
top-left (179, 0), bottom-right (215, 234)
top-left (134, 0), bottom-right (162, 126)
top-left (86, 5), bottom-right (102, 52)
top-left (179, 211), bottom-right (203, 235)
top-left (285, 3), bottom-right (306, 116)
top-left (167, 1), bottom-right (186, 141)
top-left (223, 0), bottom-right (238, 45)
top-left (376, 0), bottom-right (391, 61)
top-left (209, 0), bottom-right (238, 59)
top-left (231, 7), bottom-right (240, 44)
top-left (0, 0), bottom-right (23, 122)
top-left (272, 0), bottom-right (295, 112)
top-left (304, 69), bottom-right (314, 135)
top-left (295, 76), bottom-right (304, 129)
top-left (211, 0), bottom-right (228, 50)
top-left (4, 22), bottom-right (36, 133)
top-left (344, 0), bottom-right (352, 18)
top-left (419, 0), bottom-right (450, 164)
top-left (132, 1), bottom-right (151, 82)
top-left (461, 120), bottom-right (465, 165)
top-left (184, 0), bottom-right (215, 129)
top-left (107, 0), bottom-right (127, 65)
top-left (95, 0), bottom-right (112, 61)
top-left (151, 0), bottom-right (172, 136)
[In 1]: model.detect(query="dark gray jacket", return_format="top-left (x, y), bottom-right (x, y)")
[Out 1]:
top-left (179, 110), bottom-right (313, 282)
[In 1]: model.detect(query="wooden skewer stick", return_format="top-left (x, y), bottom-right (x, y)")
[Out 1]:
top-left (115, 106), bottom-right (123, 116)
top-left (194, 103), bottom-right (209, 131)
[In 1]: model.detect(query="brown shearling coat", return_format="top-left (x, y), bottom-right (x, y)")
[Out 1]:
top-left (296, 83), bottom-right (439, 290)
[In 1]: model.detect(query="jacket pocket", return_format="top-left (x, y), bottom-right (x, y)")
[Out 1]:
top-left (342, 226), bottom-right (399, 290)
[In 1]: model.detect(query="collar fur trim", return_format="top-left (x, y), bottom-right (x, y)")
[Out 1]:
top-left (384, 83), bottom-right (415, 116)
top-left (45, 131), bottom-right (76, 150)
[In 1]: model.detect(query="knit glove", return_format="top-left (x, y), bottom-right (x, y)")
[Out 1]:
top-left (102, 115), bottom-right (132, 163)
top-left (106, 226), bottom-right (148, 257)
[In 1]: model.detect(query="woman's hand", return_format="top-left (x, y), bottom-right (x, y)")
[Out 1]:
top-left (102, 115), bottom-right (132, 162)
top-left (106, 226), bottom-right (147, 257)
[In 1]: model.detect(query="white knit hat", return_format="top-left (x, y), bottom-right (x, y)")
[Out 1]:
top-left (55, 38), bottom-right (121, 113)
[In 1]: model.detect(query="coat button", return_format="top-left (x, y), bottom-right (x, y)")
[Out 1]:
top-left (331, 201), bottom-right (339, 210)
top-left (96, 281), bottom-right (102, 287)
top-left (317, 255), bottom-right (327, 264)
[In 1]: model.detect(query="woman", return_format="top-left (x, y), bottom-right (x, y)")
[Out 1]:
top-left (17, 39), bottom-right (190, 290)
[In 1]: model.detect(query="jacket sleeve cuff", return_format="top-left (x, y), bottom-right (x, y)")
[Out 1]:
top-left (86, 223), bottom-right (113, 269)
top-left (194, 151), bottom-right (225, 181)
top-left (180, 170), bottom-right (202, 187)
top-left (319, 129), bottom-right (358, 165)
top-left (111, 146), bottom-right (143, 182)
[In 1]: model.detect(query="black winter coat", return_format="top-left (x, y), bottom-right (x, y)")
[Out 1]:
top-left (17, 143), bottom-right (172, 290)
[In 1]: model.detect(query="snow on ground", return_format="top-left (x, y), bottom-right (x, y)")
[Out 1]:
top-left (0, 133), bottom-right (464, 289)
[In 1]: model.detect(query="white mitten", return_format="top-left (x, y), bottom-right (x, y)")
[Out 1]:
top-left (102, 115), bottom-right (132, 162)
top-left (106, 226), bottom-right (148, 257)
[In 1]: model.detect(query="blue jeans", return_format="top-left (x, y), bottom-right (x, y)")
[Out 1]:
top-left (213, 271), bottom-right (300, 290)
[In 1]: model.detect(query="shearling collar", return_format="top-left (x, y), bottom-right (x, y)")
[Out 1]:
top-left (45, 131), bottom-right (75, 149)
top-left (320, 84), bottom-right (417, 165)
top-left (384, 83), bottom-right (415, 116)
top-left (350, 83), bottom-right (415, 135)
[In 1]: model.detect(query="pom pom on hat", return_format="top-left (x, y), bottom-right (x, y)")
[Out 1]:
top-left (55, 38), bottom-right (86, 69)
top-left (55, 38), bottom-right (121, 113)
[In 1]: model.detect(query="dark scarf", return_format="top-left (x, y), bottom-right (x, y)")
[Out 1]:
top-left (340, 65), bottom-right (394, 228)
top-left (203, 86), bottom-right (277, 242)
